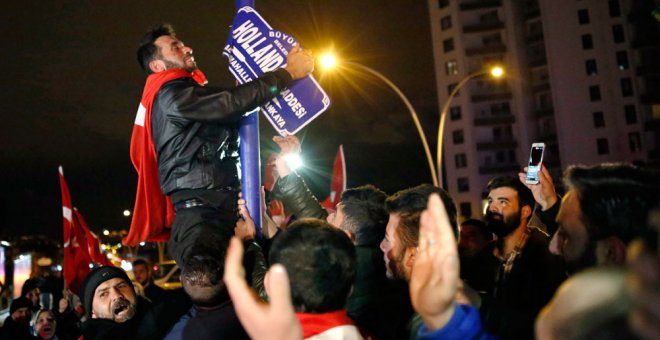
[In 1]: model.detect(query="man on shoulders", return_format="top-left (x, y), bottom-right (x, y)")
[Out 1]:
top-left (129, 23), bottom-right (314, 266)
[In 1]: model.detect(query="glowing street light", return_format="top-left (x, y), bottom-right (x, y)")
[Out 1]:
top-left (320, 52), bottom-right (438, 186)
top-left (123, 209), bottom-right (131, 217)
top-left (437, 66), bottom-right (505, 186)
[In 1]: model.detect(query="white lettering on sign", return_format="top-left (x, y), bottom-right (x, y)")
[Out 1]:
top-left (230, 57), bottom-right (252, 83)
top-left (280, 89), bottom-right (307, 118)
top-left (233, 20), bottom-right (284, 72)
top-left (264, 102), bottom-right (286, 128)
top-left (268, 31), bottom-right (296, 45)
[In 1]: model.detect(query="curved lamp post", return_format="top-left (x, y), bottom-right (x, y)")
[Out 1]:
top-left (320, 54), bottom-right (439, 186)
top-left (436, 66), bottom-right (504, 187)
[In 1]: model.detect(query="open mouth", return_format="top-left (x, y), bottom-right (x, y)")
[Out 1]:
top-left (113, 300), bottom-right (130, 316)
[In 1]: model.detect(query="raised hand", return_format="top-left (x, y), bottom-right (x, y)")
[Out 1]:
top-left (235, 195), bottom-right (256, 241)
top-left (409, 194), bottom-right (460, 331)
top-left (518, 164), bottom-right (558, 211)
top-left (272, 135), bottom-right (301, 177)
top-left (224, 237), bottom-right (302, 340)
top-left (285, 45), bottom-right (314, 80)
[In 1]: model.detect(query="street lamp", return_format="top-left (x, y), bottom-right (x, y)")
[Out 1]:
top-left (436, 66), bottom-right (504, 187)
top-left (320, 53), bottom-right (439, 186)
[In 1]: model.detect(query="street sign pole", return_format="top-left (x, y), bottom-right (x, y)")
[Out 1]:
top-left (236, 0), bottom-right (262, 237)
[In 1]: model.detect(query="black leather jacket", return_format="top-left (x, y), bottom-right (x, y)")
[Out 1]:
top-left (151, 68), bottom-right (293, 196)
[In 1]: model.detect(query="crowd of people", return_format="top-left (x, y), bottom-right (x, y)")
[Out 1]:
top-left (3, 22), bottom-right (660, 339)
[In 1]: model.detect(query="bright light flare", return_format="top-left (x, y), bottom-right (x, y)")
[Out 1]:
top-left (123, 210), bottom-right (131, 217)
top-left (490, 66), bottom-right (504, 78)
top-left (103, 229), bottom-right (110, 236)
top-left (284, 153), bottom-right (304, 171)
top-left (320, 53), bottom-right (337, 70)
top-left (121, 260), bottom-right (132, 271)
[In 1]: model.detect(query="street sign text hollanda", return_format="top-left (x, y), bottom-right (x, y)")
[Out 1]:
top-left (223, 7), bottom-right (331, 136)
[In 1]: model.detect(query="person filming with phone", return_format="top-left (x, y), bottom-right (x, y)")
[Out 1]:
top-left (480, 175), bottom-right (566, 339)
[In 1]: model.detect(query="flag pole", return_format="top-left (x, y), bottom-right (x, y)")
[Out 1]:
top-left (237, 0), bottom-right (262, 237)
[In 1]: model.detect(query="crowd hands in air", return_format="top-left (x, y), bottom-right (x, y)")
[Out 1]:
top-left (7, 132), bottom-right (658, 340)
top-left (4, 24), bottom-right (660, 340)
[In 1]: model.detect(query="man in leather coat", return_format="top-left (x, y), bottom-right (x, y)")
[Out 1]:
top-left (135, 24), bottom-right (314, 265)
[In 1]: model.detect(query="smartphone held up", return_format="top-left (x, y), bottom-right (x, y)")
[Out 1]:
top-left (525, 143), bottom-right (545, 184)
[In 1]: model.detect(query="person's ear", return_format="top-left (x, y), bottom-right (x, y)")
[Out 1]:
top-left (597, 236), bottom-right (627, 265)
top-left (405, 246), bottom-right (417, 269)
top-left (521, 204), bottom-right (532, 221)
top-left (149, 59), bottom-right (166, 73)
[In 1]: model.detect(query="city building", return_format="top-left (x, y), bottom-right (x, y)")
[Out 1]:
top-left (427, 0), bottom-right (659, 219)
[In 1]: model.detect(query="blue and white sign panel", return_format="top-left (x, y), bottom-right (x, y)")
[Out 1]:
top-left (223, 7), bottom-right (331, 136)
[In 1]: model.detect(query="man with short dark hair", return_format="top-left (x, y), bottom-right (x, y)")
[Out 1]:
top-left (269, 218), bottom-right (361, 339)
top-left (550, 164), bottom-right (659, 272)
top-left (164, 232), bottom-right (249, 339)
top-left (132, 259), bottom-right (165, 304)
top-left (481, 176), bottom-right (566, 340)
top-left (380, 184), bottom-right (458, 281)
top-left (379, 184), bottom-right (460, 338)
top-left (129, 23), bottom-right (314, 266)
top-left (269, 135), bottom-right (413, 338)
top-left (458, 219), bottom-right (498, 295)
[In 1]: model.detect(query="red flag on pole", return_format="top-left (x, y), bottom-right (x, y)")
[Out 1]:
top-left (58, 166), bottom-right (92, 294)
top-left (321, 145), bottom-right (347, 210)
top-left (74, 208), bottom-right (112, 267)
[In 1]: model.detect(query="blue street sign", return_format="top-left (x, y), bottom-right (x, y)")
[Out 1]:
top-left (223, 7), bottom-right (331, 136)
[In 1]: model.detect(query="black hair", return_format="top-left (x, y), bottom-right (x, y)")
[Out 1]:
top-left (268, 218), bottom-right (356, 313)
top-left (181, 231), bottom-right (230, 307)
top-left (132, 259), bottom-right (149, 270)
top-left (385, 184), bottom-right (458, 250)
top-left (564, 163), bottom-right (660, 244)
top-left (137, 23), bottom-right (176, 74)
top-left (487, 176), bottom-right (535, 210)
top-left (340, 185), bottom-right (388, 246)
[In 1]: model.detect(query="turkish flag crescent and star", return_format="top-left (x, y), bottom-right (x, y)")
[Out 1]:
top-left (123, 69), bottom-right (207, 246)
top-left (58, 166), bottom-right (92, 295)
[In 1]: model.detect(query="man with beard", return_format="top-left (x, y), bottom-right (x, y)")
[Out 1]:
top-left (130, 23), bottom-right (314, 266)
top-left (480, 176), bottom-right (566, 340)
top-left (380, 184), bottom-right (468, 338)
top-left (80, 266), bottom-right (190, 339)
top-left (518, 163), bottom-right (659, 272)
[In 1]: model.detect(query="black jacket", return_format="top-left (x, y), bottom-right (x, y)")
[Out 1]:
top-left (270, 173), bottom-right (328, 220)
top-left (152, 68), bottom-right (293, 196)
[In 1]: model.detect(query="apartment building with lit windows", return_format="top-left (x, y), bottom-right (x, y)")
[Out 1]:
top-left (428, 0), bottom-right (660, 219)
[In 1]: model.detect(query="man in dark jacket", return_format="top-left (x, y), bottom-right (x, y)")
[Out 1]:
top-left (132, 259), bottom-right (165, 304)
top-left (269, 135), bottom-right (414, 339)
top-left (133, 23), bottom-right (314, 266)
top-left (79, 266), bottom-right (190, 340)
top-left (480, 176), bottom-right (566, 340)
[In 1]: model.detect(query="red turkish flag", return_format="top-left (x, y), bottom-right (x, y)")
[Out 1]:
top-left (74, 208), bottom-right (112, 267)
top-left (58, 166), bottom-right (92, 295)
top-left (321, 145), bottom-right (347, 210)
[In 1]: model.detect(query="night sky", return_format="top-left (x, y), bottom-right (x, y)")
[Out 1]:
top-left (0, 1), bottom-right (438, 239)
